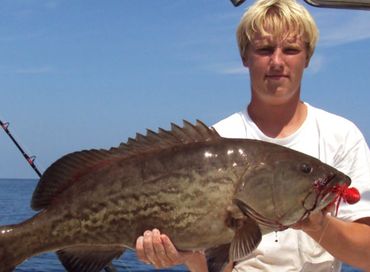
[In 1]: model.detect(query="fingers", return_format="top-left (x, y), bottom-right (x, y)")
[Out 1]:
top-left (161, 233), bottom-right (182, 262)
top-left (135, 235), bottom-right (148, 264)
top-left (292, 210), bottom-right (329, 232)
top-left (149, 229), bottom-right (173, 267)
top-left (135, 229), bottom-right (180, 268)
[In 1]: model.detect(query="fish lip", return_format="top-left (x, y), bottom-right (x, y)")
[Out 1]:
top-left (310, 173), bottom-right (350, 209)
top-left (314, 173), bottom-right (338, 191)
top-left (313, 174), bottom-right (337, 200)
top-left (317, 172), bottom-right (351, 192)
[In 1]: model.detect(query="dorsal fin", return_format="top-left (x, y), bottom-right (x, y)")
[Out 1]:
top-left (31, 148), bottom-right (118, 210)
top-left (31, 120), bottom-right (220, 211)
top-left (115, 119), bottom-right (219, 154)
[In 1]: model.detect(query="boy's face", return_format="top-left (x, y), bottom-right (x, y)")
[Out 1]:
top-left (243, 31), bottom-right (309, 105)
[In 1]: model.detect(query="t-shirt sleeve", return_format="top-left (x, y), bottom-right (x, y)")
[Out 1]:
top-left (212, 112), bottom-right (247, 139)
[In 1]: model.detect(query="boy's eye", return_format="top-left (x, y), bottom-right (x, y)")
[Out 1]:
top-left (283, 47), bottom-right (301, 54)
top-left (253, 45), bottom-right (302, 55)
top-left (255, 47), bottom-right (274, 55)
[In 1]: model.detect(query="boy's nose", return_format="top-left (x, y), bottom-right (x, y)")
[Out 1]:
top-left (270, 49), bottom-right (285, 68)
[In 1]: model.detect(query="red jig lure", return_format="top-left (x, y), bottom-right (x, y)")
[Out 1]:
top-left (332, 185), bottom-right (361, 215)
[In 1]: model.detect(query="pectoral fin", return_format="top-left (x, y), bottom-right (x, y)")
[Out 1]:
top-left (56, 245), bottom-right (125, 272)
top-left (229, 216), bottom-right (262, 261)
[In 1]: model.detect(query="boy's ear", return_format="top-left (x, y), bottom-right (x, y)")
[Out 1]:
top-left (242, 55), bottom-right (249, 67)
top-left (305, 47), bottom-right (312, 68)
top-left (305, 55), bottom-right (310, 68)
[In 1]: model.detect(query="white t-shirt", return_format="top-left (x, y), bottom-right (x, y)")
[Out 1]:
top-left (212, 103), bottom-right (370, 272)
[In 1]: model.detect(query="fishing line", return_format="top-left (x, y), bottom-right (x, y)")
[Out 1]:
top-left (300, 213), bottom-right (332, 272)
top-left (315, 214), bottom-right (331, 252)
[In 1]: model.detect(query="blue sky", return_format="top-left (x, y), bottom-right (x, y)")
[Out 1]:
top-left (1, 0), bottom-right (370, 178)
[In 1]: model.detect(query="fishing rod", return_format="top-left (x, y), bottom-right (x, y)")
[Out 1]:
top-left (0, 119), bottom-right (42, 178)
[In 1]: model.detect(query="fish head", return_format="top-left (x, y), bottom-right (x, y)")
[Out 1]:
top-left (234, 145), bottom-right (351, 229)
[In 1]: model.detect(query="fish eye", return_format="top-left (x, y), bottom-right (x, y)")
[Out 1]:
top-left (300, 163), bottom-right (313, 174)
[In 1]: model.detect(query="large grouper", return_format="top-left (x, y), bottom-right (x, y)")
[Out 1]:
top-left (0, 120), bottom-right (354, 272)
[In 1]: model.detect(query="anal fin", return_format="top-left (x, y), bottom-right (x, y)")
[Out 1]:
top-left (205, 244), bottom-right (231, 272)
top-left (57, 245), bottom-right (125, 272)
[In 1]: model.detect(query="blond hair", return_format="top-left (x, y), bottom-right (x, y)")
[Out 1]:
top-left (236, 0), bottom-right (318, 60)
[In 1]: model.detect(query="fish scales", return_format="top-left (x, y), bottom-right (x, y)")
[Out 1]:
top-left (75, 141), bottom-right (249, 247)
top-left (4, 141), bottom-right (243, 260)
top-left (0, 120), bottom-right (351, 272)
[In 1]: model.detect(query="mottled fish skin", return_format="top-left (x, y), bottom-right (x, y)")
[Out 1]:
top-left (0, 120), bottom-right (351, 272)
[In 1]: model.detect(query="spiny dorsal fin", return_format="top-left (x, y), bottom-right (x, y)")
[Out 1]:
top-left (31, 120), bottom-right (220, 211)
top-left (115, 119), bottom-right (220, 154)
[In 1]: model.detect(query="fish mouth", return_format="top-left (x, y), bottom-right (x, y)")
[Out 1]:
top-left (303, 173), bottom-right (350, 216)
top-left (314, 173), bottom-right (337, 191)
top-left (314, 172), bottom-right (351, 195)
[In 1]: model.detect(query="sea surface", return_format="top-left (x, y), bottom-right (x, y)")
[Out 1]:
top-left (0, 178), bottom-right (362, 272)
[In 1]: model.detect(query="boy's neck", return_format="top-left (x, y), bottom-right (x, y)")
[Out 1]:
top-left (247, 99), bottom-right (307, 138)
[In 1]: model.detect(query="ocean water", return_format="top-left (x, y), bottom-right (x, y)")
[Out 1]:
top-left (0, 178), bottom-right (361, 272)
